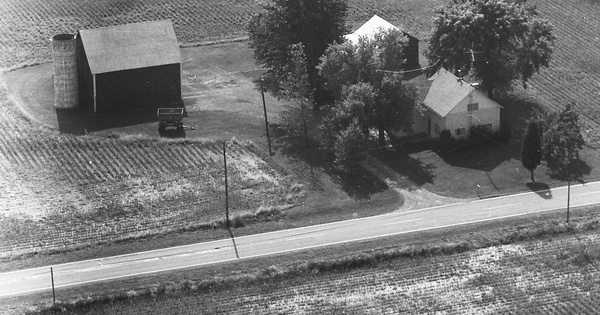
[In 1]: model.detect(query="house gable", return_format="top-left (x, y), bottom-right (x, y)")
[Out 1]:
top-left (448, 89), bottom-right (500, 115)
top-left (412, 68), bottom-right (501, 138)
top-left (422, 68), bottom-right (472, 117)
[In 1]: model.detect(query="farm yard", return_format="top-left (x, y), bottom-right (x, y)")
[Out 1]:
top-left (1, 0), bottom-right (600, 313)
top-left (0, 0), bottom-right (462, 261)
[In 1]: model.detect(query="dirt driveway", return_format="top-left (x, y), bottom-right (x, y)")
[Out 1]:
top-left (2, 41), bottom-right (288, 145)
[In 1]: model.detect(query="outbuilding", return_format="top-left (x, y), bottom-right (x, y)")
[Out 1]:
top-left (76, 20), bottom-right (182, 113)
top-left (344, 15), bottom-right (420, 70)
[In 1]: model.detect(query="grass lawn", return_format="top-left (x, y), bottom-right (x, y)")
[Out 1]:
top-left (372, 89), bottom-right (600, 199)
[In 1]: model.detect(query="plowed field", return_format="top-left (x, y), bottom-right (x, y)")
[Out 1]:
top-left (528, 0), bottom-right (600, 144)
top-left (41, 231), bottom-right (600, 314)
top-left (0, 83), bottom-right (294, 257)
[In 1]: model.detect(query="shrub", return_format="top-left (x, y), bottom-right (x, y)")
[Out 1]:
top-left (435, 129), bottom-right (454, 152)
top-left (468, 125), bottom-right (495, 147)
top-left (333, 119), bottom-right (367, 173)
top-left (496, 121), bottom-right (512, 145)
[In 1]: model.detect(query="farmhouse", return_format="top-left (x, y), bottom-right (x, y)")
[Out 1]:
top-left (344, 15), bottom-right (420, 70)
top-left (412, 68), bottom-right (501, 139)
top-left (76, 20), bottom-right (182, 113)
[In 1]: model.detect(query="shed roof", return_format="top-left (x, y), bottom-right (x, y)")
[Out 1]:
top-left (79, 20), bottom-right (181, 74)
top-left (422, 68), bottom-right (476, 117)
top-left (344, 15), bottom-right (416, 44)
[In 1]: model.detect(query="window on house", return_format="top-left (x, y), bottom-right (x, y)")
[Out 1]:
top-left (455, 128), bottom-right (465, 136)
top-left (468, 103), bottom-right (479, 111)
top-left (482, 123), bottom-right (493, 131)
top-left (434, 124), bottom-right (440, 134)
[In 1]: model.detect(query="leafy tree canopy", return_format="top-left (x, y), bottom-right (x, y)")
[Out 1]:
top-left (318, 29), bottom-right (420, 149)
top-left (247, 0), bottom-right (348, 106)
top-left (537, 103), bottom-right (587, 180)
top-left (426, 0), bottom-right (555, 98)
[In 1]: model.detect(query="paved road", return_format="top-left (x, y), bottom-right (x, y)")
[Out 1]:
top-left (1, 181), bottom-right (599, 298)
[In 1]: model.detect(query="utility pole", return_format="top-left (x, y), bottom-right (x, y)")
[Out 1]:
top-left (223, 142), bottom-right (229, 228)
top-left (260, 77), bottom-right (272, 156)
top-left (51, 267), bottom-right (56, 307)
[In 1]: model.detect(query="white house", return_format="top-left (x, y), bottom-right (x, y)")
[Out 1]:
top-left (344, 15), bottom-right (420, 69)
top-left (413, 68), bottom-right (502, 138)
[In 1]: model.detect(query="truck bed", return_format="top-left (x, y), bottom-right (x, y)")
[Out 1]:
top-left (157, 108), bottom-right (184, 121)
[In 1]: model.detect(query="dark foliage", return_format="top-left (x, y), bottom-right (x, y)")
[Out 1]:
top-left (426, 0), bottom-right (555, 98)
top-left (537, 103), bottom-right (587, 180)
top-left (521, 120), bottom-right (542, 183)
top-left (247, 0), bottom-right (348, 107)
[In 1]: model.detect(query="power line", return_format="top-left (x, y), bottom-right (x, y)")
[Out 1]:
top-left (375, 59), bottom-right (441, 74)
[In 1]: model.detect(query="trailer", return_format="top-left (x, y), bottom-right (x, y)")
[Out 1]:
top-left (157, 107), bottom-right (184, 132)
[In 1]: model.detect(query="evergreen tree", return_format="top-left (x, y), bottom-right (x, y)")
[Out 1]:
top-left (521, 120), bottom-right (542, 183)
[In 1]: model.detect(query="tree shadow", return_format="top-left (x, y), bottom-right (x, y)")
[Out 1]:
top-left (270, 123), bottom-right (388, 200)
top-left (335, 165), bottom-right (389, 200)
top-left (438, 145), bottom-right (516, 172)
top-left (496, 91), bottom-right (546, 146)
top-left (526, 182), bottom-right (553, 199)
top-left (371, 147), bottom-right (436, 187)
top-left (548, 158), bottom-right (592, 183)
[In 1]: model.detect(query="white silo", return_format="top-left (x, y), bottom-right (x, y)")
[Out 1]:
top-left (52, 34), bottom-right (79, 109)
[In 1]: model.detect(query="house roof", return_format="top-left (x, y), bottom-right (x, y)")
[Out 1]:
top-left (344, 15), bottom-right (415, 44)
top-left (78, 20), bottom-right (181, 74)
top-left (422, 68), bottom-right (478, 117)
top-left (405, 73), bottom-right (433, 104)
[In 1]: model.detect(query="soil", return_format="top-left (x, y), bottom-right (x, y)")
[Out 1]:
top-left (1, 41), bottom-right (284, 145)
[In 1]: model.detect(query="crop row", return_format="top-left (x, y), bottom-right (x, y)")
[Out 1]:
top-left (0, 0), bottom-right (448, 69)
top-left (0, 85), bottom-right (291, 256)
top-left (527, 0), bottom-right (600, 142)
top-left (45, 230), bottom-right (600, 314)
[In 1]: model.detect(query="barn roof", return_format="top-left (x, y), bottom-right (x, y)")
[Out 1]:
top-left (423, 68), bottom-right (477, 117)
top-left (78, 20), bottom-right (181, 74)
top-left (344, 15), bottom-right (417, 44)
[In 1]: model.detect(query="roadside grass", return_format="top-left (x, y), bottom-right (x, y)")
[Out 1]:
top-left (17, 205), bottom-right (600, 314)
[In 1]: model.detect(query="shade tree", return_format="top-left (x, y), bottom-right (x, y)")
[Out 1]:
top-left (426, 0), bottom-right (555, 99)
top-left (247, 0), bottom-right (348, 106)
top-left (318, 28), bottom-right (420, 148)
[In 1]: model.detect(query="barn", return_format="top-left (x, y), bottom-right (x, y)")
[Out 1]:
top-left (76, 20), bottom-right (182, 113)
